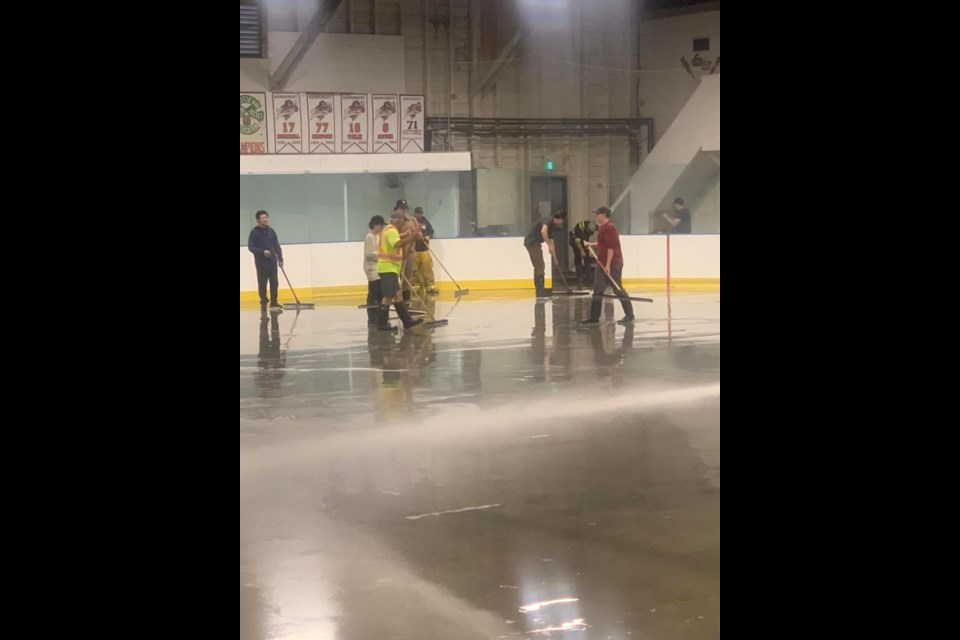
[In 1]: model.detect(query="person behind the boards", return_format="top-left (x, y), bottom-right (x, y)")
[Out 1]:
top-left (662, 197), bottom-right (692, 234)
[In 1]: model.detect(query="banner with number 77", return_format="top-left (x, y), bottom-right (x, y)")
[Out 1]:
top-left (307, 93), bottom-right (337, 154)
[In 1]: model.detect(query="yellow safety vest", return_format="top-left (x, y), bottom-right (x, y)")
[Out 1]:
top-left (378, 224), bottom-right (403, 264)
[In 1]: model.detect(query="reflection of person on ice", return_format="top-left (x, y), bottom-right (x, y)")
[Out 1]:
top-left (580, 207), bottom-right (634, 326)
top-left (369, 329), bottom-right (436, 420)
top-left (255, 309), bottom-right (286, 397)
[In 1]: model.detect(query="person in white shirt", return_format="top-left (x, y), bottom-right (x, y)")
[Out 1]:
top-left (364, 216), bottom-right (387, 326)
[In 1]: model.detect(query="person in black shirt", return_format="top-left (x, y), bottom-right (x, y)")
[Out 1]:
top-left (663, 197), bottom-right (692, 234)
top-left (523, 210), bottom-right (567, 298)
top-left (569, 219), bottom-right (595, 287)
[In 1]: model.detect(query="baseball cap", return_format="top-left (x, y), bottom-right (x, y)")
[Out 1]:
top-left (395, 199), bottom-right (409, 210)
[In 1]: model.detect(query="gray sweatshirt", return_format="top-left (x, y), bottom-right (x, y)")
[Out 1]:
top-left (364, 232), bottom-right (380, 281)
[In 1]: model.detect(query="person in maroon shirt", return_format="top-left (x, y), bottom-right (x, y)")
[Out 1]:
top-left (581, 206), bottom-right (634, 325)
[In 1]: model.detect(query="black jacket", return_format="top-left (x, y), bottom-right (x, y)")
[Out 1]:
top-left (248, 226), bottom-right (283, 267)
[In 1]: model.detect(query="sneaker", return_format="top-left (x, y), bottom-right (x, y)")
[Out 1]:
top-left (269, 303), bottom-right (283, 310)
top-left (617, 316), bottom-right (635, 325)
top-left (579, 318), bottom-right (600, 325)
top-left (404, 319), bottom-right (424, 329)
top-left (377, 324), bottom-right (398, 333)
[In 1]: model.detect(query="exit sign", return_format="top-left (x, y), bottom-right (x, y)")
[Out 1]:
top-left (544, 160), bottom-right (556, 171)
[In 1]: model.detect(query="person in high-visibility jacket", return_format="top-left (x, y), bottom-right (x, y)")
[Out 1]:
top-left (376, 204), bottom-right (424, 332)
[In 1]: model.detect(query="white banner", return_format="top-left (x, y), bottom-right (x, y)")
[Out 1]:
top-left (339, 94), bottom-right (370, 153)
top-left (242, 92), bottom-right (426, 155)
top-left (370, 94), bottom-right (400, 153)
top-left (400, 95), bottom-right (425, 153)
top-left (306, 93), bottom-right (337, 154)
top-left (271, 93), bottom-right (305, 154)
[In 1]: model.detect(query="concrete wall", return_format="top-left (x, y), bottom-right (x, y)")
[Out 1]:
top-left (626, 76), bottom-right (720, 231)
top-left (638, 9), bottom-right (721, 142)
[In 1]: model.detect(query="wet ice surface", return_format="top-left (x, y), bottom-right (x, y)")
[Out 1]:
top-left (240, 292), bottom-right (720, 640)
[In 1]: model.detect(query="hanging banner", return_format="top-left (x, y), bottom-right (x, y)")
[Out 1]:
top-left (241, 92), bottom-right (427, 155)
top-left (271, 93), bottom-right (304, 154)
top-left (306, 93), bottom-right (337, 154)
top-left (339, 94), bottom-right (370, 153)
top-left (370, 94), bottom-right (400, 153)
top-left (239, 92), bottom-right (268, 155)
top-left (400, 95), bottom-right (425, 153)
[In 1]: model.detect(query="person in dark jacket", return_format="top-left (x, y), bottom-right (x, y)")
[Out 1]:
top-left (248, 210), bottom-right (284, 311)
top-left (569, 219), bottom-right (595, 287)
top-left (662, 197), bottom-right (692, 234)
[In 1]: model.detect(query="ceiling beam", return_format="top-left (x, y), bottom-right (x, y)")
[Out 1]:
top-left (270, 0), bottom-right (347, 91)
top-left (471, 28), bottom-right (526, 99)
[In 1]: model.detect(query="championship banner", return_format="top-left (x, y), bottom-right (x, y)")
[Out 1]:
top-left (306, 93), bottom-right (337, 154)
top-left (400, 95), bottom-right (425, 153)
top-left (339, 94), bottom-right (370, 153)
top-left (239, 92), bottom-right (268, 155)
top-left (271, 93), bottom-right (304, 154)
top-left (370, 94), bottom-right (399, 153)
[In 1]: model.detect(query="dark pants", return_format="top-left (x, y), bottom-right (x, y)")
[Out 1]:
top-left (526, 244), bottom-right (546, 278)
top-left (375, 273), bottom-right (418, 330)
top-left (572, 245), bottom-right (593, 285)
top-left (572, 245), bottom-right (590, 269)
top-left (367, 279), bottom-right (383, 324)
top-left (592, 263), bottom-right (633, 319)
top-left (380, 272), bottom-right (401, 300)
top-left (256, 262), bottom-right (279, 307)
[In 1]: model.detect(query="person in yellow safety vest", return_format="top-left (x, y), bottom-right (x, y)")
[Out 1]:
top-left (376, 204), bottom-right (424, 332)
